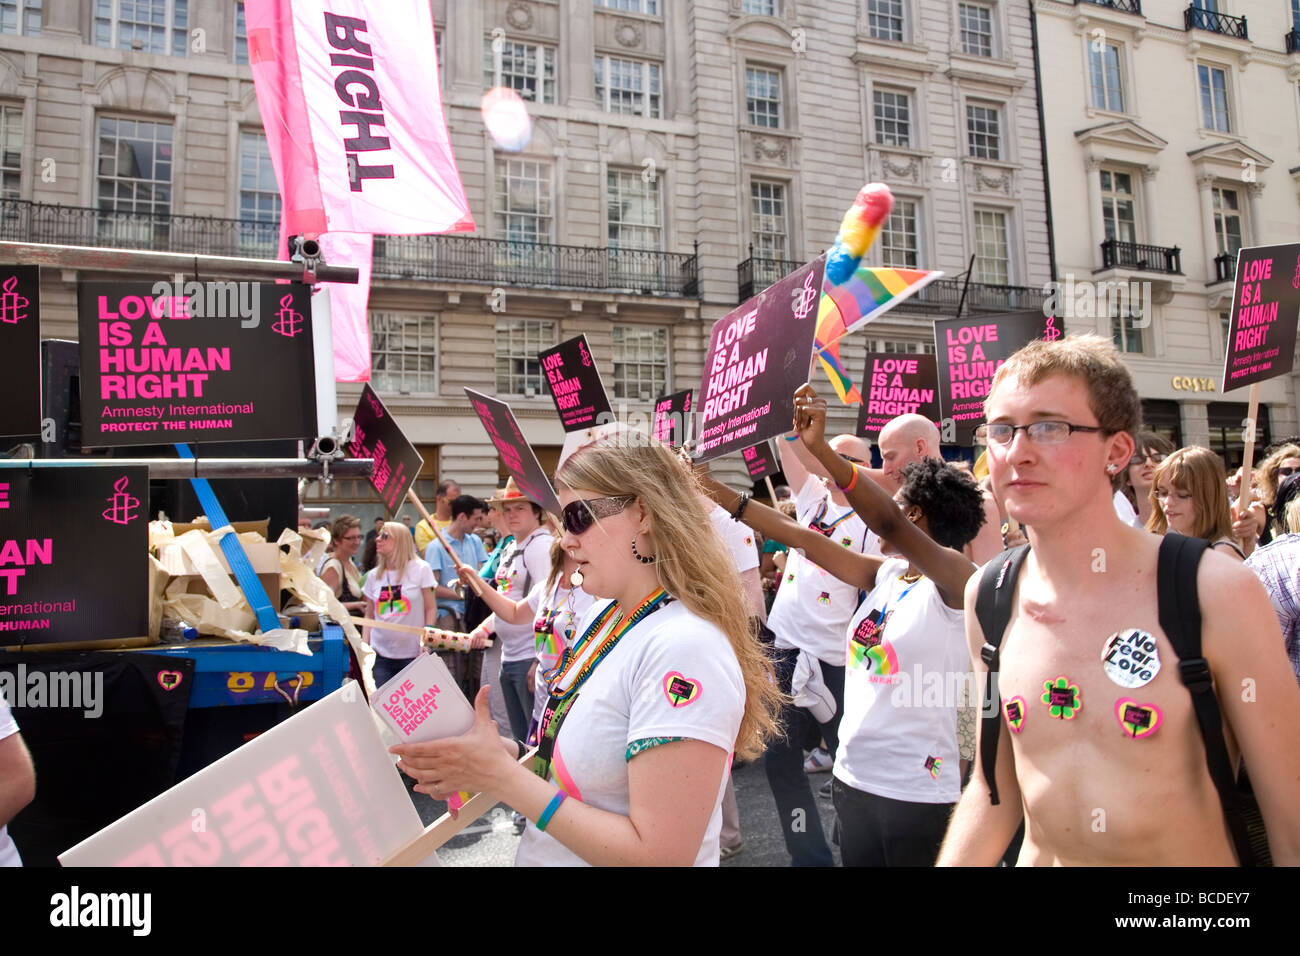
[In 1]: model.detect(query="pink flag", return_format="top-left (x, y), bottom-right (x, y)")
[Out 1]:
top-left (319, 232), bottom-right (374, 382)
top-left (245, 0), bottom-right (473, 236)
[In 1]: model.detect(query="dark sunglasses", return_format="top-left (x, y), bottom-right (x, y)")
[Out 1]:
top-left (841, 455), bottom-right (865, 465)
top-left (1280, 467), bottom-right (1297, 478)
top-left (377, 532), bottom-right (394, 540)
top-left (1129, 452), bottom-right (1166, 467)
top-left (561, 495), bottom-right (635, 536)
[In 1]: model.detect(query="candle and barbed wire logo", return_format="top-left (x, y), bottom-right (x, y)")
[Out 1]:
top-left (1043, 315), bottom-right (1062, 341)
top-left (792, 269), bottom-right (817, 322)
top-left (1292, 254), bottom-right (1300, 290)
top-left (272, 294), bottom-right (305, 338)
top-left (102, 475), bottom-right (140, 524)
top-left (579, 340), bottom-right (593, 367)
top-left (0, 275), bottom-right (30, 324)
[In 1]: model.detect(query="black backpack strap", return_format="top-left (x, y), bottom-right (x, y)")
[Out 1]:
top-left (973, 544), bottom-right (1031, 806)
top-left (1156, 533), bottom-right (1256, 867)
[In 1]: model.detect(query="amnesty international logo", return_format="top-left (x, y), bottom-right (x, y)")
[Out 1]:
top-left (102, 475), bottom-right (140, 524)
top-left (272, 294), bottom-right (304, 338)
top-left (792, 270), bottom-right (817, 322)
top-left (0, 275), bottom-right (30, 325)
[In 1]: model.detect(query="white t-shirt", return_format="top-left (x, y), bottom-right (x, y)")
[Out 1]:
top-left (834, 557), bottom-right (969, 804)
top-left (0, 695), bottom-right (22, 866)
top-left (492, 528), bottom-right (555, 662)
top-left (361, 558), bottom-right (436, 660)
top-left (768, 476), bottom-right (881, 665)
top-left (515, 599), bottom-right (745, 867)
top-left (707, 504), bottom-right (760, 574)
top-left (1114, 489), bottom-right (1143, 529)
top-left (528, 577), bottom-right (598, 730)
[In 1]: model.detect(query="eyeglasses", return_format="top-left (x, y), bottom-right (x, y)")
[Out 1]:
top-left (1279, 467), bottom-right (1297, 478)
top-left (377, 532), bottom-right (394, 540)
top-left (342, 533), bottom-right (363, 541)
top-left (561, 495), bottom-right (635, 536)
top-left (841, 455), bottom-right (865, 465)
top-left (976, 421), bottom-right (1105, 446)
top-left (1130, 452), bottom-right (1167, 467)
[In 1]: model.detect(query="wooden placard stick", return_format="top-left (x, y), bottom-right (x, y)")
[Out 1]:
top-left (407, 488), bottom-right (485, 596)
top-left (1237, 383), bottom-right (1262, 517)
top-left (348, 617), bottom-right (492, 649)
top-left (764, 475), bottom-right (778, 505)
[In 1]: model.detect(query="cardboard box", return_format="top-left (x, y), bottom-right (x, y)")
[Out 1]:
top-left (156, 540), bottom-right (283, 613)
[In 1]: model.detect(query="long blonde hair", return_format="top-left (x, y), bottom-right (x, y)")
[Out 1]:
top-left (555, 434), bottom-right (782, 760)
top-left (373, 520), bottom-right (419, 577)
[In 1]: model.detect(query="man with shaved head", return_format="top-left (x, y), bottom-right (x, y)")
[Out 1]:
top-left (762, 426), bottom-right (882, 865)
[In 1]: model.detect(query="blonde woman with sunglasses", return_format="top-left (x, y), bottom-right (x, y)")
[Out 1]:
top-left (391, 429), bottom-right (781, 866)
top-left (361, 521), bottom-right (437, 687)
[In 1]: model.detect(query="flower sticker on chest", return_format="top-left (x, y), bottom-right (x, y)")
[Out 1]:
top-left (1041, 676), bottom-right (1082, 719)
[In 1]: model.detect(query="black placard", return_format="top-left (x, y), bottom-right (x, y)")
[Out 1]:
top-left (0, 265), bottom-right (40, 438)
top-left (347, 385), bottom-right (424, 516)
top-left (539, 334), bottom-right (613, 432)
top-left (934, 310), bottom-right (1063, 444)
top-left (77, 281), bottom-right (317, 447)
top-left (1220, 243), bottom-right (1300, 393)
top-left (0, 464), bottom-right (148, 644)
top-left (855, 352), bottom-right (942, 440)
top-left (695, 256), bottom-right (825, 462)
top-left (464, 388), bottom-right (562, 515)
top-left (741, 440), bottom-right (779, 481)
top-left (652, 389), bottom-right (693, 447)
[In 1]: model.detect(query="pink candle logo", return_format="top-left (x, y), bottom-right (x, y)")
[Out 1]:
top-left (578, 340), bottom-right (593, 367)
top-left (0, 275), bottom-right (30, 325)
top-left (792, 270), bottom-right (817, 322)
top-left (272, 294), bottom-right (304, 337)
top-left (102, 475), bottom-right (140, 524)
top-left (1043, 315), bottom-right (1061, 341)
top-left (1292, 254), bottom-right (1300, 291)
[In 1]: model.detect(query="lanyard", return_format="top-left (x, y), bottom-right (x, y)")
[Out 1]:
top-left (532, 588), bottom-right (671, 781)
top-left (876, 576), bottom-right (921, 637)
top-left (810, 500), bottom-right (856, 537)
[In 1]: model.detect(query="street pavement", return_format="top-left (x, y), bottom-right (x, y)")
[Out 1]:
top-left (402, 754), bottom-right (842, 867)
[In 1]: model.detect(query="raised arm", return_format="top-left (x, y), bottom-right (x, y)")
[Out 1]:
top-left (455, 565), bottom-right (534, 625)
top-left (793, 383), bottom-right (975, 608)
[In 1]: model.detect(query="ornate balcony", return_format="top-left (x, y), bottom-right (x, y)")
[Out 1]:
top-left (1184, 5), bottom-right (1248, 40)
top-left (1286, 29), bottom-right (1300, 54)
top-left (737, 248), bottom-right (806, 303)
top-left (1212, 251), bottom-right (1235, 284)
top-left (1100, 238), bottom-right (1183, 274)
top-left (1076, 0), bottom-right (1142, 15)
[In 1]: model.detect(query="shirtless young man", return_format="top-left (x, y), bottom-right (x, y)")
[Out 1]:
top-left (938, 334), bottom-right (1300, 866)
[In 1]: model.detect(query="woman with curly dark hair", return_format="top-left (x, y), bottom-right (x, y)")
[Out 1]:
top-left (697, 383), bottom-right (987, 866)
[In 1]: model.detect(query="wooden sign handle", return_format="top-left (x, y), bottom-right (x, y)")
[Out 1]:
top-left (348, 617), bottom-right (492, 648)
top-left (1238, 382), bottom-right (1262, 513)
top-left (406, 489), bottom-right (486, 597)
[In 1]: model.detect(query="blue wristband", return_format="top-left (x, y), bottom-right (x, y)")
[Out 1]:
top-left (783, 433), bottom-right (799, 441)
top-left (536, 789), bottom-right (567, 832)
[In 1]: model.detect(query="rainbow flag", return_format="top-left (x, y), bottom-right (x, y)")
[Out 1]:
top-left (813, 264), bottom-right (942, 404)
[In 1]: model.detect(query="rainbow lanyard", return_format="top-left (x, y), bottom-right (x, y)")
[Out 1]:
top-left (810, 502), bottom-right (856, 537)
top-left (532, 587), bottom-right (672, 781)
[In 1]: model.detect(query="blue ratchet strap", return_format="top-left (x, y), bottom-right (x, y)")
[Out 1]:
top-left (175, 443), bottom-right (281, 635)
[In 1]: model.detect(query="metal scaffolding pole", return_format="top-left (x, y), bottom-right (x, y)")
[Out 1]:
top-left (0, 458), bottom-right (374, 480)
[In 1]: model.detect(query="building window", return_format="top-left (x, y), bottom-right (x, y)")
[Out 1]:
top-left (234, 1), bottom-right (247, 65)
top-left (742, 0), bottom-right (778, 13)
top-left (612, 326), bottom-right (668, 401)
top-left (0, 105), bottom-right (21, 199)
top-left (1219, 310), bottom-right (1231, 355)
top-left (1212, 186), bottom-right (1242, 256)
top-left (484, 38), bottom-right (557, 104)
top-left (371, 313), bottom-right (437, 395)
top-left (435, 30), bottom-right (442, 83)
top-left (880, 339), bottom-right (935, 355)
top-left (746, 67), bottom-right (782, 128)
top-left (959, 2), bottom-right (994, 58)
top-left (1111, 306), bottom-right (1144, 354)
top-left (873, 89), bottom-right (912, 147)
top-left (966, 103), bottom-right (1001, 160)
top-left (594, 56), bottom-right (662, 118)
top-left (1089, 42), bottom-right (1123, 112)
top-left (95, 0), bottom-right (188, 57)
top-left (880, 198), bottom-right (919, 268)
top-left (974, 209), bottom-right (1010, 285)
top-left (751, 180), bottom-right (788, 260)
top-left (0, 0), bottom-right (40, 35)
top-left (1197, 64), bottom-right (1230, 133)
top-left (96, 116), bottom-right (172, 246)
top-left (495, 319), bottom-right (556, 396)
top-left (1100, 169), bottom-right (1137, 244)
top-left (607, 168), bottom-right (662, 250)
top-left (494, 159), bottom-right (553, 244)
top-left (595, 0), bottom-right (660, 13)
top-left (238, 131), bottom-right (279, 257)
top-left (866, 0), bottom-right (904, 41)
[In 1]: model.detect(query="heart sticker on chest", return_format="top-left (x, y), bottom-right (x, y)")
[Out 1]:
top-left (1002, 695), bottom-right (1027, 733)
top-left (1114, 698), bottom-right (1163, 739)
top-left (663, 672), bottom-right (702, 708)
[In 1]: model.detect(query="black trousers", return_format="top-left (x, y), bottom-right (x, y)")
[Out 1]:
top-left (832, 777), bottom-right (954, 867)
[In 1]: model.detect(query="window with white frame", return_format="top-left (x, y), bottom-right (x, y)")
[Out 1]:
top-left (1089, 42), bottom-right (1123, 112)
top-left (742, 0), bottom-right (778, 14)
top-left (0, 105), bottom-right (21, 199)
top-left (958, 2), bottom-right (994, 58)
top-left (880, 198), bottom-right (919, 268)
top-left (595, 0), bottom-right (660, 14)
top-left (607, 168), bottom-right (662, 250)
top-left (594, 55), bottom-right (662, 118)
top-left (1212, 186), bottom-right (1242, 256)
top-left (873, 89), bottom-right (913, 147)
top-left (371, 313), bottom-right (438, 394)
top-left (238, 131), bottom-right (280, 256)
top-left (966, 103), bottom-right (1001, 159)
top-left (612, 326), bottom-right (668, 401)
top-left (494, 159), bottom-right (553, 244)
top-left (866, 0), bottom-right (904, 41)
top-left (746, 67), bottom-right (782, 128)
top-left (0, 0), bottom-right (40, 35)
top-left (1100, 169), bottom-right (1137, 245)
top-left (96, 116), bottom-right (172, 220)
top-left (1198, 64), bottom-right (1230, 133)
top-left (880, 339), bottom-right (935, 355)
top-left (234, 1), bottom-right (247, 65)
top-left (1111, 304), bottom-right (1144, 354)
top-left (495, 319), bottom-right (557, 396)
top-left (751, 180), bottom-right (788, 260)
top-left (1219, 310), bottom-right (1231, 355)
top-left (95, 0), bottom-right (188, 56)
top-left (484, 38), bottom-right (557, 104)
top-left (974, 209), bottom-right (1010, 285)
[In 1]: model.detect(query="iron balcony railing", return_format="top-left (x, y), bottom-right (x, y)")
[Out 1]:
top-left (1213, 251), bottom-right (1236, 284)
top-left (1100, 238), bottom-right (1183, 274)
top-left (737, 249), bottom-right (806, 303)
top-left (1286, 29), bottom-right (1300, 54)
top-left (0, 199), bottom-right (701, 297)
top-left (1077, 0), bottom-right (1142, 15)
top-left (1184, 5), bottom-right (1248, 40)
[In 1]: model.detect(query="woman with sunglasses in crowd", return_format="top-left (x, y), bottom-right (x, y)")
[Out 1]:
top-left (361, 521), bottom-right (438, 687)
top-left (1121, 431), bottom-right (1175, 529)
top-left (697, 384), bottom-right (986, 866)
top-left (1257, 443), bottom-right (1300, 542)
top-left (1148, 446), bottom-right (1247, 560)
top-left (391, 427), bottom-right (781, 866)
